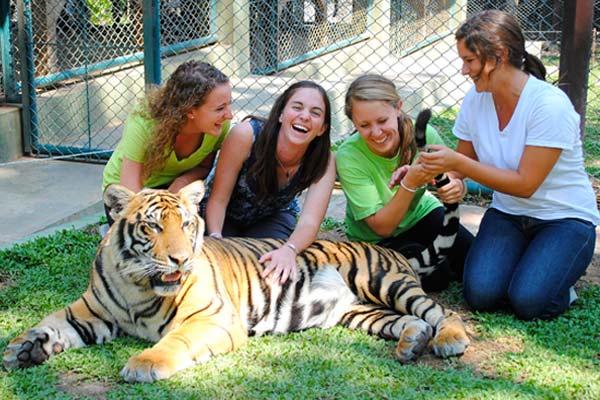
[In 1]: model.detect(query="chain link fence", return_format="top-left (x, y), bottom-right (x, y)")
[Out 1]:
top-left (1, 0), bottom-right (599, 174)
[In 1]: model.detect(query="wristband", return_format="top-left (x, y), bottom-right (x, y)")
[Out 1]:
top-left (209, 232), bottom-right (223, 239)
top-left (284, 242), bottom-right (298, 254)
top-left (399, 179), bottom-right (418, 193)
top-left (460, 179), bottom-right (468, 197)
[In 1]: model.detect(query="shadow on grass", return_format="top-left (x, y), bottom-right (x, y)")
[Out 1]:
top-left (1, 230), bottom-right (599, 399)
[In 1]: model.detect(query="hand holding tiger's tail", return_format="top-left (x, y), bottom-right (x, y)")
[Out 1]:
top-left (436, 177), bottom-right (467, 204)
top-left (418, 144), bottom-right (458, 176)
top-left (414, 109), bottom-right (451, 188)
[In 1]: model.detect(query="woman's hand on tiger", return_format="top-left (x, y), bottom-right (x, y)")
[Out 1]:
top-left (168, 175), bottom-right (197, 193)
top-left (436, 177), bottom-right (467, 204)
top-left (259, 246), bottom-right (298, 285)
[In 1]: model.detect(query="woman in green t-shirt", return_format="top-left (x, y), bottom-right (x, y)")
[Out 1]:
top-left (336, 74), bottom-right (473, 291)
top-left (102, 61), bottom-right (233, 224)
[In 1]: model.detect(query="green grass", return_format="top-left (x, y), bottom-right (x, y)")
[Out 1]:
top-left (319, 216), bottom-right (345, 232)
top-left (1, 228), bottom-right (599, 399)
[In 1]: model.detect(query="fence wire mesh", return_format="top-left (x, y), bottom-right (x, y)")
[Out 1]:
top-left (2, 0), bottom-right (599, 176)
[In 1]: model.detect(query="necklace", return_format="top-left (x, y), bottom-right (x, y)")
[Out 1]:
top-left (276, 156), bottom-right (297, 182)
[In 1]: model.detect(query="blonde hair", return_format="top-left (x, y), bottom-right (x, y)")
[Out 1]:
top-left (140, 61), bottom-right (229, 182)
top-left (345, 74), bottom-right (416, 165)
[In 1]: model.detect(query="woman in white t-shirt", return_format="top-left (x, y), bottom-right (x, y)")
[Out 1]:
top-left (419, 10), bottom-right (599, 320)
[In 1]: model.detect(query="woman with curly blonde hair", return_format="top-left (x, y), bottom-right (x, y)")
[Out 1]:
top-left (102, 61), bottom-right (233, 222)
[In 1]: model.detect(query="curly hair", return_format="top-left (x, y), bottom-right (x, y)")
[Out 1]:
top-left (456, 10), bottom-right (546, 81)
top-left (247, 81), bottom-right (332, 201)
top-left (345, 74), bottom-right (416, 166)
top-left (139, 61), bottom-right (230, 181)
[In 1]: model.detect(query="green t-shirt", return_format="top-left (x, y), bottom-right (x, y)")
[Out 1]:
top-left (336, 124), bottom-right (444, 242)
top-left (102, 113), bottom-right (230, 190)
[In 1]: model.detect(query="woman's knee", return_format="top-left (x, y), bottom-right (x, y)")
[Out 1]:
top-left (508, 285), bottom-right (569, 321)
top-left (463, 277), bottom-right (505, 311)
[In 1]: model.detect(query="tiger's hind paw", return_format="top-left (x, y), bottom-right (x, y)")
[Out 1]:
top-left (431, 314), bottom-right (470, 358)
top-left (394, 319), bottom-right (432, 363)
top-left (3, 327), bottom-right (64, 369)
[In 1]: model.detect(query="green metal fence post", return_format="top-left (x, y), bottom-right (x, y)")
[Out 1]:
top-left (1, 0), bottom-right (17, 102)
top-left (143, 0), bottom-right (161, 88)
top-left (16, 0), bottom-right (37, 154)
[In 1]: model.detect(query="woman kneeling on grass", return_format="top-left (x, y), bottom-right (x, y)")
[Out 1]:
top-left (102, 61), bottom-right (233, 224)
top-left (205, 81), bottom-right (336, 285)
top-left (336, 74), bottom-right (474, 292)
top-left (419, 10), bottom-right (600, 320)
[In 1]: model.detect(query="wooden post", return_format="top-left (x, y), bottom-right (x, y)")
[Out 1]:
top-left (558, 0), bottom-right (594, 137)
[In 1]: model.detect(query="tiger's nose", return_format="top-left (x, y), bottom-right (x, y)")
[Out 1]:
top-left (168, 254), bottom-right (188, 266)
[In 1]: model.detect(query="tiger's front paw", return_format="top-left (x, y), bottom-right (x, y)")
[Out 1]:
top-left (431, 314), bottom-right (470, 358)
top-left (395, 319), bottom-right (432, 363)
top-left (120, 349), bottom-right (192, 383)
top-left (3, 327), bottom-right (64, 369)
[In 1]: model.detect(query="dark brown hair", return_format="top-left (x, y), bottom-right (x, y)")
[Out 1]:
top-left (456, 10), bottom-right (546, 80)
top-left (247, 81), bottom-right (332, 200)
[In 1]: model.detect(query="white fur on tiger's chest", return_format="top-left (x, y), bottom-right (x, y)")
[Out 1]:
top-left (248, 266), bottom-right (357, 336)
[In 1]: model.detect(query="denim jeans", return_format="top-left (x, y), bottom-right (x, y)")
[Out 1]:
top-left (463, 208), bottom-right (596, 320)
top-left (221, 209), bottom-right (296, 240)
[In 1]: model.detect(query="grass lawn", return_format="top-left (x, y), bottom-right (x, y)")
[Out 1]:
top-left (1, 227), bottom-right (599, 399)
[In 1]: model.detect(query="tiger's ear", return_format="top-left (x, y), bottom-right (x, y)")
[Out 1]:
top-left (103, 184), bottom-right (135, 221)
top-left (178, 180), bottom-right (205, 206)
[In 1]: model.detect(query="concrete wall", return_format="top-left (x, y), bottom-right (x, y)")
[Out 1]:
top-left (0, 106), bottom-right (22, 162)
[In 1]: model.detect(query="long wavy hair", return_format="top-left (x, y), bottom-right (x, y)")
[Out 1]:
top-left (247, 81), bottom-right (332, 200)
top-left (344, 74), bottom-right (416, 166)
top-left (456, 10), bottom-right (546, 81)
top-left (139, 61), bottom-right (230, 181)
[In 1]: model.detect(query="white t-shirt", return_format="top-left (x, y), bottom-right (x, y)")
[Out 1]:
top-left (453, 76), bottom-right (600, 225)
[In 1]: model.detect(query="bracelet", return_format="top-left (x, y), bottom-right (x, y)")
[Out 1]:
top-left (399, 179), bottom-right (418, 193)
top-left (460, 179), bottom-right (468, 197)
top-left (284, 242), bottom-right (298, 254)
top-left (209, 232), bottom-right (223, 239)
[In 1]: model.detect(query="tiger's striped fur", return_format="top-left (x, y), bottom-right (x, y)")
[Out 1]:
top-left (3, 181), bottom-right (469, 383)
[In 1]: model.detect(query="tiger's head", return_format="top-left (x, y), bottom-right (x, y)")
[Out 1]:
top-left (103, 181), bottom-right (205, 297)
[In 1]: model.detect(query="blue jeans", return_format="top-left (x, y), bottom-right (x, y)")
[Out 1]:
top-left (463, 208), bottom-right (596, 320)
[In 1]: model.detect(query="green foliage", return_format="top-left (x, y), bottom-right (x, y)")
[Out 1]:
top-left (1, 230), bottom-right (599, 399)
top-left (429, 108), bottom-right (459, 149)
top-left (331, 137), bottom-right (347, 153)
top-left (320, 216), bottom-right (344, 232)
top-left (87, 0), bottom-right (130, 25)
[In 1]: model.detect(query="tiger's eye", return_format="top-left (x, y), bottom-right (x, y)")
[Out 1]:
top-left (145, 222), bottom-right (162, 232)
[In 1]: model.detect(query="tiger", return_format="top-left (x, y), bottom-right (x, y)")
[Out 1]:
top-left (3, 181), bottom-right (469, 383)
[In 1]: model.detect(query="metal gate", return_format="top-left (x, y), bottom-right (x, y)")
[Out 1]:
top-left (3, 0), bottom-right (217, 160)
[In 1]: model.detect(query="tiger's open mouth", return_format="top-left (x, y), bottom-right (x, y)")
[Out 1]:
top-left (151, 271), bottom-right (183, 287)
